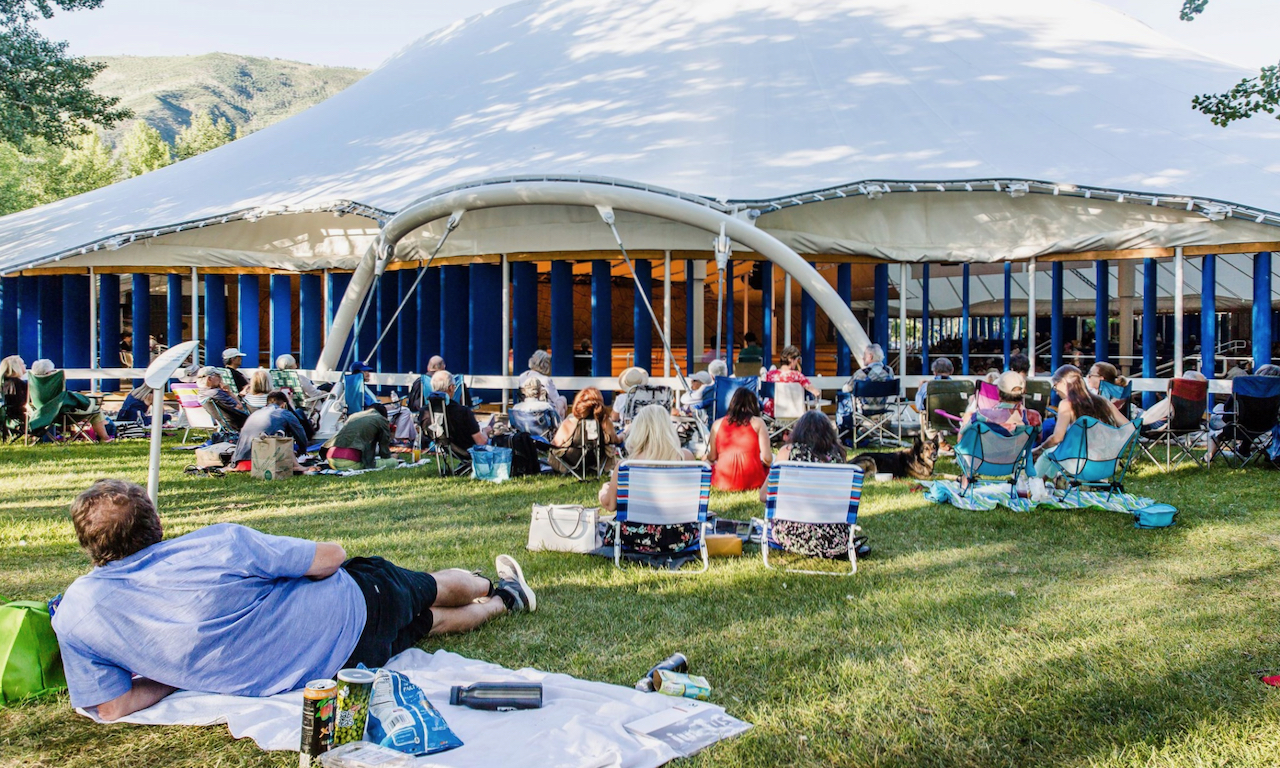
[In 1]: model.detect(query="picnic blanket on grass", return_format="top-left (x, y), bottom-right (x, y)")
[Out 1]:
top-left (923, 479), bottom-right (1166, 516)
top-left (76, 648), bottom-right (750, 767)
top-left (315, 457), bottom-right (432, 477)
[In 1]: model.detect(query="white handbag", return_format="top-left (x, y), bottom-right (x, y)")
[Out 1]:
top-left (528, 504), bottom-right (600, 553)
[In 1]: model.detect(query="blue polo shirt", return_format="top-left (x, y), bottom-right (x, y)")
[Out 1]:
top-left (52, 524), bottom-right (365, 709)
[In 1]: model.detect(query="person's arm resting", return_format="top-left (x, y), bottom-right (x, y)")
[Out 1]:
top-left (97, 678), bottom-right (178, 722)
top-left (307, 542), bottom-right (347, 579)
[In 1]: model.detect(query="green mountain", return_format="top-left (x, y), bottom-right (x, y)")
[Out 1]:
top-left (90, 53), bottom-right (369, 146)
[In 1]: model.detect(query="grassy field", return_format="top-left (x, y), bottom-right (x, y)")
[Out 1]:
top-left (0, 439), bottom-right (1277, 768)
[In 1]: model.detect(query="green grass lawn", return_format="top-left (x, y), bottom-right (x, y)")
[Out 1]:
top-left (1, 439), bottom-right (1278, 768)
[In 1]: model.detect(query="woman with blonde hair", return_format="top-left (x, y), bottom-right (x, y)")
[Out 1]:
top-left (242, 369), bottom-right (273, 410)
top-left (598, 404), bottom-right (698, 554)
top-left (0, 355), bottom-right (27, 433)
top-left (517, 349), bottom-right (566, 417)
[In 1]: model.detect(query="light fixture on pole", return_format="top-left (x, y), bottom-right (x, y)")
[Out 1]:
top-left (713, 224), bottom-right (732, 363)
top-left (144, 340), bottom-right (201, 505)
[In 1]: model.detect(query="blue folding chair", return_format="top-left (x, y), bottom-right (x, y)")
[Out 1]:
top-left (954, 422), bottom-right (1035, 496)
top-left (1214, 375), bottom-right (1280, 467)
top-left (763, 461), bottom-right (864, 575)
top-left (1045, 416), bottom-right (1143, 503)
top-left (707, 376), bottom-right (760, 422)
top-left (614, 460), bottom-right (712, 573)
top-left (342, 372), bottom-right (376, 415)
top-left (1099, 380), bottom-right (1134, 420)
top-left (838, 379), bottom-right (900, 447)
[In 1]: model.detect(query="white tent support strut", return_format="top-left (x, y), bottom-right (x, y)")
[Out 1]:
top-left (1027, 258), bottom-right (1037, 377)
top-left (663, 251), bottom-right (672, 378)
top-left (190, 267), bottom-right (200, 366)
top-left (1174, 247), bottom-right (1185, 377)
top-left (784, 275), bottom-right (793, 347)
top-left (899, 262), bottom-right (909, 387)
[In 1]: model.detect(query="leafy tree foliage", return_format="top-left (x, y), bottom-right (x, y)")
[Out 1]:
top-left (1182, 0), bottom-right (1279, 126)
top-left (0, 131), bottom-right (117, 214)
top-left (0, 0), bottom-right (130, 145)
top-left (174, 109), bottom-right (234, 160)
top-left (119, 120), bottom-right (170, 177)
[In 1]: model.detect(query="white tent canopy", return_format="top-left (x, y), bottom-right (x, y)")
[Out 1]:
top-left (0, 0), bottom-right (1278, 272)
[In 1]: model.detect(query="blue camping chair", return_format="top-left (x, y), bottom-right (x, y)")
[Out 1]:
top-left (1213, 375), bottom-right (1280, 467)
top-left (342, 372), bottom-right (376, 415)
top-left (706, 376), bottom-right (760, 422)
top-left (1098, 379), bottom-right (1134, 420)
top-left (763, 461), bottom-right (864, 576)
top-left (614, 460), bottom-right (712, 573)
top-left (954, 421), bottom-right (1036, 496)
top-left (1045, 416), bottom-right (1143, 503)
top-left (837, 378), bottom-right (900, 447)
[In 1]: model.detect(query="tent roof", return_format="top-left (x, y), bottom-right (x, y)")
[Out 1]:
top-left (2, 0), bottom-right (1278, 273)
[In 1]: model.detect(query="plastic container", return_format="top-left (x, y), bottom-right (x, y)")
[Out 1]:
top-left (874, 472), bottom-right (893, 483)
top-left (469, 445), bottom-right (512, 483)
top-left (319, 742), bottom-right (413, 768)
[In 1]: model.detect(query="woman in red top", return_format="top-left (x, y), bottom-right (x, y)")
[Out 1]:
top-left (762, 345), bottom-right (821, 416)
top-left (709, 387), bottom-right (771, 491)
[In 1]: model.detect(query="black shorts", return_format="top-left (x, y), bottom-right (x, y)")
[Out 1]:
top-left (341, 557), bottom-right (439, 669)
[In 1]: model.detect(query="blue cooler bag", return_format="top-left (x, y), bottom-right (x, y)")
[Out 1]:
top-left (469, 445), bottom-right (512, 483)
top-left (1134, 503), bottom-right (1177, 529)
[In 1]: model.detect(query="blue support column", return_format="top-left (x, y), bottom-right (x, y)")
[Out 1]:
top-left (203, 275), bottom-right (227, 360)
top-left (591, 260), bottom-right (613, 377)
top-left (761, 261), bottom-right (773, 370)
top-left (837, 263), bottom-right (852, 376)
top-left (469, 263), bottom-right (502, 376)
top-left (374, 272), bottom-right (398, 376)
top-left (1253, 252), bottom-right (1272, 369)
top-left (1003, 263), bottom-right (1013, 368)
top-left (131, 274), bottom-right (150, 380)
top-left (299, 274), bottom-right (322, 369)
top-left (873, 263), bottom-right (889, 354)
top-left (0, 277), bottom-right (16, 358)
top-left (356, 280), bottom-right (379, 366)
top-left (98, 274), bottom-right (121, 392)
top-left (327, 272), bottom-right (353, 368)
top-left (1095, 260), bottom-right (1109, 363)
top-left (38, 276), bottom-right (63, 364)
top-left (237, 275), bottom-right (260, 367)
top-left (920, 264), bottom-right (930, 374)
top-left (17, 276), bottom-right (38, 363)
top-left (167, 274), bottom-right (183, 348)
top-left (550, 261), bottom-right (573, 377)
top-left (724, 260), bottom-right (735, 374)
top-left (440, 266), bottom-right (468, 370)
top-left (395, 269), bottom-right (417, 375)
top-left (801, 278), bottom-right (817, 375)
top-left (270, 274), bottom-right (292, 365)
top-left (512, 261), bottom-right (539, 374)
top-left (1142, 258), bottom-right (1159, 408)
top-left (1051, 262), bottom-right (1064, 373)
top-left (1201, 254), bottom-right (1216, 377)
top-left (417, 266), bottom-right (440, 372)
top-left (63, 275), bottom-right (91, 390)
top-left (961, 264), bottom-right (971, 375)
top-left (633, 258), bottom-right (653, 372)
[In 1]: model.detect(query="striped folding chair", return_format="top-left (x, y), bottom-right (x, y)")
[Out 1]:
top-left (763, 461), bottom-right (864, 576)
top-left (171, 382), bottom-right (217, 444)
top-left (614, 460), bottom-right (712, 573)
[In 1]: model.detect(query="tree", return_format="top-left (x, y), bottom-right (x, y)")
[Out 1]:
top-left (120, 120), bottom-right (171, 177)
top-left (52, 130), bottom-right (117, 198)
top-left (174, 109), bottom-right (234, 160)
top-left (0, 0), bottom-right (130, 145)
top-left (1182, 0), bottom-right (1279, 126)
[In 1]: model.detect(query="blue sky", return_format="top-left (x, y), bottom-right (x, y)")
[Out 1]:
top-left (36, 0), bottom-right (1276, 71)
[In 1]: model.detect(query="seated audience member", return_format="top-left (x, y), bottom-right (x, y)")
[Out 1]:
top-left (759, 410), bottom-right (850, 558)
top-left (227, 391), bottom-right (312, 473)
top-left (334, 361), bottom-right (378, 410)
top-left (962, 371), bottom-right (1041, 429)
top-left (177, 363), bottom-right (202, 384)
top-left (427, 356), bottom-right (447, 374)
top-left (1031, 364), bottom-right (1128, 478)
top-left (984, 368), bottom-right (1001, 385)
top-left (598, 404), bottom-right (698, 554)
top-left (1206, 363), bottom-right (1280, 461)
top-left (915, 357), bottom-right (955, 437)
top-left (518, 350), bottom-right (567, 417)
top-left (709, 386), bottom-right (771, 491)
top-left (325, 403), bottom-right (396, 470)
top-left (1225, 359), bottom-right (1253, 380)
top-left (422, 370), bottom-right (488, 454)
top-left (549, 387), bottom-right (620, 474)
top-left (52, 478), bottom-right (535, 721)
top-left (242, 369), bottom-right (273, 409)
top-left (275, 354), bottom-right (325, 399)
top-left (846, 343), bottom-right (894, 413)
top-left (221, 347), bottom-right (250, 392)
top-left (611, 366), bottom-right (650, 424)
top-left (116, 384), bottom-right (170, 425)
top-left (738, 332), bottom-right (763, 362)
top-left (1, 355), bottom-right (27, 431)
top-left (196, 368), bottom-right (248, 430)
top-left (707, 358), bottom-right (729, 381)
top-left (762, 345), bottom-right (820, 416)
top-left (678, 371), bottom-right (714, 412)
top-left (1008, 353), bottom-right (1030, 383)
top-left (29, 359), bottom-right (111, 442)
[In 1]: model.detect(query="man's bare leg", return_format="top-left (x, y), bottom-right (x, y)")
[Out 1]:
top-left (428, 599), bottom-right (506, 635)
top-left (432, 569), bottom-right (493, 607)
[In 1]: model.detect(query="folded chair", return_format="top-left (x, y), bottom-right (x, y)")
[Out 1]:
top-left (762, 461), bottom-right (864, 576)
top-left (1212, 375), bottom-right (1280, 467)
top-left (27, 371), bottom-right (100, 444)
top-left (954, 422), bottom-right (1035, 496)
top-left (552, 417), bottom-right (611, 481)
top-left (613, 460), bottom-right (712, 573)
top-left (422, 392), bottom-right (471, 477)
top-left (924, 379), bottom-right (975, 441)
top-left (1140, 378), bottom-right (1208, 469)
top-left (171, 382), bottom-right (218, 444)
top-left (768, 382), bottom-right (808, 441)
top-left (1046, 416), bottom-right (1143, 503)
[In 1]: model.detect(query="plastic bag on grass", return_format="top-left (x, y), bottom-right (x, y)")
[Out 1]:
top-left (366, 668), bottom-right (463, 756)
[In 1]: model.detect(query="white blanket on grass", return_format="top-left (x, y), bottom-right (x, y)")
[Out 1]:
top-left (77, 649), bottom-right (744, 767)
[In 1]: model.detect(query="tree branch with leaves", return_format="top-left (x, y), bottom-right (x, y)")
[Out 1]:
top-left (1181, 0), bottom-right (1279, 126)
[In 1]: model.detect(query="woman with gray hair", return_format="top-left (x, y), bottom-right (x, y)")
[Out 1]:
top-left (274, 354), bottom-right (324, 399)
top-left (518, 349), bottom-right (566, 417)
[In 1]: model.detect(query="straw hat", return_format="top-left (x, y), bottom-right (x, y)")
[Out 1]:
top-left (618, 367), bottom-right (649, 389)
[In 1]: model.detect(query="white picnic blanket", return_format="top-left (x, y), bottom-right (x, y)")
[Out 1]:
top-left (77, 648), bottom-right (745, 767)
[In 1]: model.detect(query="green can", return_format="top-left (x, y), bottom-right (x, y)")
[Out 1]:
top-left (334, 668), bottom-right (377, 745)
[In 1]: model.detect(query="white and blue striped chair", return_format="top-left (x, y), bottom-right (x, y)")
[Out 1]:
top-left (614, 460), bottom-right (712, 573)
top-left (763, 461), bottom-right (864, 576)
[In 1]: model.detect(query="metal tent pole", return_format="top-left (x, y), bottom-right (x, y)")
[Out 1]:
top-left (1174, 248), bottom-right (1185, 378)
top-left (1027, 258), bottom-right (1037, 376)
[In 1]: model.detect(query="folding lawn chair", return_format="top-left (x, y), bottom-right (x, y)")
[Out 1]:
top-left (342, 372), bottom-right (377, 416)
top-left (552, 416), bottom-right (611, 481)
top-left (1023, 378), bottom-right (1053, 419)
top-left (707, 376), bottom-right (759, 423)
top-left (613, 460), bottom-right (712, 573)
top-left (1099, 380), bottom-right (1134, 421)
top-left (620, 384), bottom-right (676, 424)
top-left (422, 392), bottom-right (472, 477)
top-left (270, 368), bottom-right (327, 412)
top-left (171, 382), bottom-right (218, 444)
top-left (953, 421), bottom-right (1035, 496)
top-left (768, 382), bottom-right (808, 441)
top-left (1212, 375), bottom-right (1280, 468)
top-left (1140, 378), bottom-right (1207, 469)
top-left (762, 460), bottom-right (864, 576)
top-left (1045, 416), bottom-right (1143, 503)
top-left (201, 399), bottom-right (245, 437)
top-left (27, 371), bottom-right (100, 444)
top-left (924, 379), bottom-right (975, 441)
top-left (509, 402), bottom-right (560, 438)
top-left (837, 378), bottom-right (902, 447)
top-left (242, 393), bottom-right (268, 412)
top-left (974, 381), bottom-right (1001, 410)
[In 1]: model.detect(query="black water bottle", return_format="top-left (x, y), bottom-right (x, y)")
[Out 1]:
top-left (634, 653), bottom-right (689, 692)
top-left (449, 682), bottom-right (543, 711)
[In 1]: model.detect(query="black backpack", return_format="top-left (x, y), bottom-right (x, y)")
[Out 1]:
top-left (493, 432), bottom-right (542, 477)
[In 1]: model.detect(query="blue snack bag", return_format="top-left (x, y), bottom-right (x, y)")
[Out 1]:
top-left (366, 668), bottom-right (464, 756)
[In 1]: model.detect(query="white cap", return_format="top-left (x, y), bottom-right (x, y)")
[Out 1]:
top-left (222, 347), bottom-right (245, 360)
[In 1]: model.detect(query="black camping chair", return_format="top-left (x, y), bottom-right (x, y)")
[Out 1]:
top-left (1211, 375), bottom-right (1280, 468)
top-left (1140, 378), bottom-right (1208, 469)
top-left (923, 379), bottom-right (975, 442)
top-left (552, 417), bottom-right (612, 481)
top-left (422, 393), bottom-right (472, 477)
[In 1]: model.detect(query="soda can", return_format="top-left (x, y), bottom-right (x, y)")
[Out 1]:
top-left (634, 652), bottom-right (689, 692)
top-left (299, 678), bottom-right (338, 768)
top-left (334, 668), bottom-right (377, 745)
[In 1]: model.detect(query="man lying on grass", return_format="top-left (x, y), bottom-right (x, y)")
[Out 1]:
top-left (51, 479), bottom-right (536, 721)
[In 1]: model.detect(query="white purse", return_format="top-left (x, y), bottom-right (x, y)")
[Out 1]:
top-left (528, 504), bottom-right (600, 553)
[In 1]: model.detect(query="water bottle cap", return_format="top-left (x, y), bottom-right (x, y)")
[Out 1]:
top-left (449, 685), bottom-right (462, 706)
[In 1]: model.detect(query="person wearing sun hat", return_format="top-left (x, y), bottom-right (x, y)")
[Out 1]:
top-left (962, 370), bottom-right (1041, 430)
top-left (220, 347), bottom-right (250, 392)
top-left (609, 366), bottom-right (649, 424)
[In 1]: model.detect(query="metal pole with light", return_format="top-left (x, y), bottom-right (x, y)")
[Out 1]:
top-left (713, 223), bottom-right (731, 363)
top-left (145, 340), bottom-right (200, 504)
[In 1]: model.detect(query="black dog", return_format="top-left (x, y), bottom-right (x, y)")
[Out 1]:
top-left (851, 434), bottom-right (940, 480)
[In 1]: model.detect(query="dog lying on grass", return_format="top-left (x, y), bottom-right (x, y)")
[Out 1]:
top-left (851, 434), bottom-right (941, 480)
